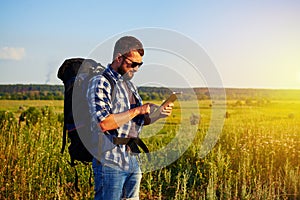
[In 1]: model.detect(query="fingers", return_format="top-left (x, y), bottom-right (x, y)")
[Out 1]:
top-left (142, 102), bottom-right (174, 118)
top-left (163, 102), bottom-right (174, 111)
top-left (164, 102), bottom-right (174, 108)
top-left (161, 108), bottom-right (172, 116)
top-left (146, 104), bottom-right (150, 113)
top-left (140, 104), bottom-right (150, 114)
top-left (160, 102), bottom-right (174, 117)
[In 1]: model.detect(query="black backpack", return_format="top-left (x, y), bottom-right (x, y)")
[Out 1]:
top-left (57, 58), bottom-right (114, 190)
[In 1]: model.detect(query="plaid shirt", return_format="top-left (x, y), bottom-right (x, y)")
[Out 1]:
top-left (87, 65), bottom-right (144, 170)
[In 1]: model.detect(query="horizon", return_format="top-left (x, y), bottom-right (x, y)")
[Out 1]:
top-left (1, 83), bottom-right (299, 91)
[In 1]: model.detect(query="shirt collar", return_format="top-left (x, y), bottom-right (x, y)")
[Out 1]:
top-left (106, 64), bottom-right (123, 81)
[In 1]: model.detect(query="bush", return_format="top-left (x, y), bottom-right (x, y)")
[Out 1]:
top-left (0, 110), bottom-right (15, 129)
top-left (19, 107), bottom-right (41, 125)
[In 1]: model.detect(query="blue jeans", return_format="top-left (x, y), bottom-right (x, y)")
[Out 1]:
top-left (92, 157), bottom-right (142, 200)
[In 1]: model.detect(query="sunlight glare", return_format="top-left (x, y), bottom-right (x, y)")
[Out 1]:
top-left (298, 70), bottom-right (300, 83)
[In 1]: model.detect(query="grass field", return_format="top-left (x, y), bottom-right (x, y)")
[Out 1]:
top-left (0, 97), bottom-right (299, 199)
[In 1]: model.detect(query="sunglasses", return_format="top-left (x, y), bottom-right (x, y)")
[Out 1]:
top-left (122, 55), bottom-right (143, 68)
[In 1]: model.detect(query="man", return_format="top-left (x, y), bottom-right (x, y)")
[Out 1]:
top-left (87, 36), bottom-right (174, 200)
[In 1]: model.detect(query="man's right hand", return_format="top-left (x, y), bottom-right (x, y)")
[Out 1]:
top-left (138, 103), bottom-right (151, 115)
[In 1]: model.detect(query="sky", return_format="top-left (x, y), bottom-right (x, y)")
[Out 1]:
top-left (1, 0), bottom-right (300, 89)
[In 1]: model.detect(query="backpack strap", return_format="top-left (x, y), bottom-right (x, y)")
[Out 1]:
top-left (113, 137), bottom-right (149, 154)
top-left (61, 77), bottom-right (77, 155)
top-left (102, 72), bottom-right (115, 94)
top-left (61, 125), bottom-right (67, 154)
top-left (113, 137), bottom-right (151, 161)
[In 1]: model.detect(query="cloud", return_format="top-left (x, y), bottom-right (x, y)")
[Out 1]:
top-left (0, 47), bottom-right (25, 60)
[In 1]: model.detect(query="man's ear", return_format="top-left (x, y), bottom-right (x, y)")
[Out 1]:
top-left (115, 53), bottom-right (123, 63)
top-left (111, 53), bottom-right (123, 68)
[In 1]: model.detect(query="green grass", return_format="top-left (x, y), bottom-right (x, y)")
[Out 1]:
top-left (0, 98), bottom-right (299, 199)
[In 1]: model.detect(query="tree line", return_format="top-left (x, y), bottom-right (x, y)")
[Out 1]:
top-left (0, 84), bottom-right (299, 101)
top-left (0, 84), bottom-right (64, 100)
top-left (0, 84), bottom-right (180, 100)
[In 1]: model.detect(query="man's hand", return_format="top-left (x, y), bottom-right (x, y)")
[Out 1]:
top-left (137, 103), bottom-right (151, 115)
top-left (99, 103), bottom-right (150, 132)
top-left (144, 102), bottom-right (174, 125)
top-left (160, 102), bottom-right (174, 117)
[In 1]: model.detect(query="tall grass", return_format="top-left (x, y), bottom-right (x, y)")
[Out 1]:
top-left (0, 105), bottom-right (93, 199)
top-left (0, 99), bottom-right (299, 199)
top-left (140, 101), bottom-right (300, 199)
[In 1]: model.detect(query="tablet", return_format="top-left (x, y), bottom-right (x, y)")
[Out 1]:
top-left (160, 92), bottom-right (182, 107)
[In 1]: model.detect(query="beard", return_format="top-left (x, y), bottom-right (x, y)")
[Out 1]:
top-left (121, 70), bottom-right (134, 81)
top-left (117, 62), bottom-right (134, 80)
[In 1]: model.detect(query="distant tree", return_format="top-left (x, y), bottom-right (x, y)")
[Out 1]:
top-left (150, 92), bottom-right (160, 100)
top-left (139, 92), bottom-right (150, 101)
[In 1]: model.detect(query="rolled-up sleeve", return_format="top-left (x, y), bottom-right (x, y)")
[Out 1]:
top-left (87, 75), bottom-right (113, 123)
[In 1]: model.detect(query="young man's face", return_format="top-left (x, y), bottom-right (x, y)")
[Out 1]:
top-left (118, 51), bottom-right (143, 80)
